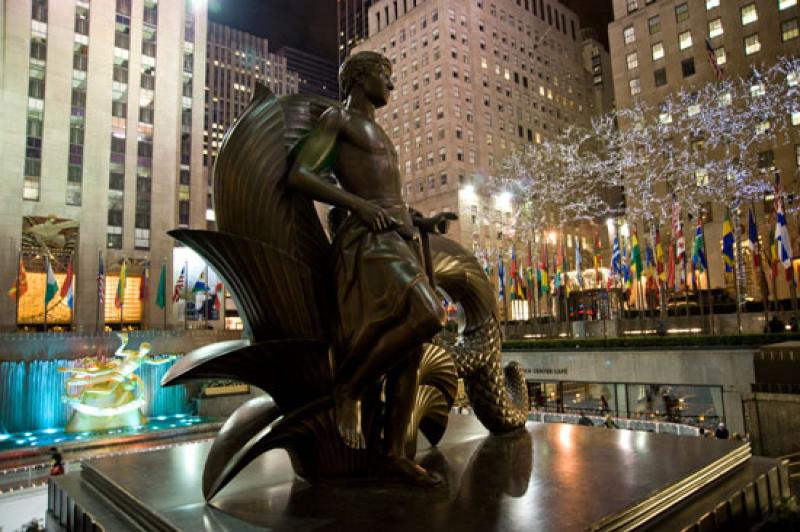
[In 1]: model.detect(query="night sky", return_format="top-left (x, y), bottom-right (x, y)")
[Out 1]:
top-left (208, 0), bottom-right (338, 63)
top-left (207, 0), bottom-right (613, 63)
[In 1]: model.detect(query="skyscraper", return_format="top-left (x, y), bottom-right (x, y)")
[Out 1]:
top-left (338, 0), bottom-right (374, 64)
top-left (0, 0), bottom-right (207, 331)
top-left (278, 46), bottom-right (340, 100)
top-left (355, 0), bottom-right (600, 250)
top-left (204, 22), bottom-right (300, 229)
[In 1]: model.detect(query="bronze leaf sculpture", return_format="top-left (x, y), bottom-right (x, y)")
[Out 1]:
top-left (162, 51), bottom-right (528, 500)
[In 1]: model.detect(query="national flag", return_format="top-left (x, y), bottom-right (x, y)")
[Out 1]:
top-left (554, 237), bottom-right (563, 289)
top-left (622, 242), bottom-right (631, 289)
top-left (575, 244), bottom-right (584, 288)
top-left (479, 248), bottom-right (491, 277)
top-left (45, 259), bottom-right (59, 306)
top-left (747, 208), bottom-right (761, 269)
top-left (510, 247), bottom-right (523, 300)
top-left (667, 244), bottom-right (676, 289)
top-left (65, 281), bottom-right (73, 309)
top-left (593, 233), bottom-right (602, 284)
top-left (192, 270), bottom-right (208, 294)
top-left (774, 172), bottom-right (794, 272)
top-left (7, 258), bottom-right (28, 300)
top-left (497, 252), bottom-right (506, 301)
top-left (705, 39), bottom-right (724, 82)
top-left (526, 241), bottom-right (535, 300)
top-left (156, 264), bottom-right (167, 309)
top-left (172, 265), bottom-right (186, 302)
top-left (97, 252), bottom-right (105, 307)
top-left (672, 195), bottom-right (685, 262)
top-left (631, 227), bottom-right (643, 280)
top-left (60, 259), bottom-right (74, 298)
top-left (722, 210), bottom-right (735, 273)
top-left (655, 229), bottom-right (666, 282)
top-left (691, 219), bottom-right (707, 272)
top-left (611, 235), bottom-right (621, 277)
top-left (139, 261), bottom-right (150, 301)
top-left (115, 260), bottom-right (127, 308)
top-left (539, 243), bottom-right (549, 295)
top-left (769, 223), bottom-right (779, 280)
top-left (210, 281), bottom-right (224, 312)
top-left (645, 244), bottom-right (657, 291)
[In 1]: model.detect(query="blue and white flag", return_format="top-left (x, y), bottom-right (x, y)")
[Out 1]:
top-left (775, 173), bottom-right (794, 270)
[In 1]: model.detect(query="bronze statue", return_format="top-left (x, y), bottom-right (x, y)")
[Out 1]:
top-left (162, 50), bottom-right (529, 501)
top-left (287, 51), bottom-right (452, 484)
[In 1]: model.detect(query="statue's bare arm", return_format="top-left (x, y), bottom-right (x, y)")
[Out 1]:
top-left (287, 108), bottom-right (393, 232)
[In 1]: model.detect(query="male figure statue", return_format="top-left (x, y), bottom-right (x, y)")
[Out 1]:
top-left (287, 51), bottom-right (447, 485)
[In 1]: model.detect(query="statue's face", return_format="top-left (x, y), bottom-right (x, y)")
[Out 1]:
top-left (360, 64), bottom-right (394, 108)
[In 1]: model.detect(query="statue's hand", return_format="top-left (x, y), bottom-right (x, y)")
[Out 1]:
top-left (355, 200), bottom-right (393, 232)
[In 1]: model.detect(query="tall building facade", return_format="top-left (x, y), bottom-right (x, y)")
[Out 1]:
top-left (278, 46), bottom-right (340, 100)
top-left (338, 0), bottom-right (374, 65)
top-left (354, 0), bottom-right (599, 253)
top-left (204, 23), bottom-right (299, 227)
top-left (0, 0), bottom-right (207, 332)
top-left (608, 0), bottom-right (799, 299)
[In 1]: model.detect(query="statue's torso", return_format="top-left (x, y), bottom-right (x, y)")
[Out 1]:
top-left (334, 109), bottom-right (408, 222)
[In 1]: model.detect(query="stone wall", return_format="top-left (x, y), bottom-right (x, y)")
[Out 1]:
top-left (744, 393), bottom-right (800, 457)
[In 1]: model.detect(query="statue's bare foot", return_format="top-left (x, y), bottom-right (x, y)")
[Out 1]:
top-left (379, 455), bottom-right (443, 487)
top-left (334, 389), bottom-right (365, 449)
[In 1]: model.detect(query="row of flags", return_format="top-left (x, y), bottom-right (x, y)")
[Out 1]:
top-left (481, 174), bottom-right (796, 304)
top-left (7, 255), bottom-right (224, 317)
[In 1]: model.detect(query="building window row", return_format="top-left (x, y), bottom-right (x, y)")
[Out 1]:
top-left (24, 0), bottom-right (48, 202)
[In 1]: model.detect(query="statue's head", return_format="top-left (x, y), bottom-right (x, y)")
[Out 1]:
top-left (339, 51), bottom-right (393, 107)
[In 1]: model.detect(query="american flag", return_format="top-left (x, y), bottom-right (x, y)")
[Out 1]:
top-left (705, 39), bottom-right (724, 82)
top-left (172, 265), bottom-right (186, 303)
top-left (97, 251), bottom-right (105, 306)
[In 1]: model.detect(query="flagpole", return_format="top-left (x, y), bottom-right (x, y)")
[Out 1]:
top-left (14, 249), bottom-right (21, 329)
top-left (204, 263), bottom-right (209, 328)
top-left (69, 252), bottom-right (75, 332)
top-left (183, 259), bottom-right (189, 330)
top-left (95, 250), bottom-right (101, 333)
top-left (120, 259), bottom-right (125, 330)
top-left (43, 254), bottom-right (49, 332)
top-left (163, 257), bottom-right (168, 330)
top-left (699, 216), bottom-right (715, 334)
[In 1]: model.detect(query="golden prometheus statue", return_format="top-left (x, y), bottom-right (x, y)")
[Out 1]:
top-left (60, 333), bottom-right (175, 433)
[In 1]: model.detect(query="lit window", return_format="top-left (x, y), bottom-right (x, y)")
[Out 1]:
top-left (659, 111), bottom-right (672, 124)
top-left (623, 26), bottom-right (635, 44)
top-left (708, 18), bottom-right (723, 39)
top-left (792, 111), bottom-right (800, 126)
top-left (629, 78), bottom-right (641, 96)
top-left (678, 31), bottom-right (692, 50)
top-left (627, 0), bottom-right (638, 13)
top-left (626, 52), bottom-right (638, 70)
top-left (781, 19), bottom-right (798, 42)
top-left (688, 104), bottom-right (700, 116)
top-left (756, 121), bottom-right (771, 134)
top-left (740, 4), bottom-right (757, 25)
top-left (675, 3), bottom-right (689, 23)
top-left (706, 0), bottom-right (719, 8)
top-left (744, 34), bottom-right (761, 55)
top-left (751, 81), bottom-right (765, 97)
top-left (788, 71), bottom-right (799, 87)
top-left (719, 92), bottom-right (732, 106)
top-left (779, 0), bottom-right (797, 10)
top-left (695, 169), bottom-right (709, 186)
top-left (714, 46), bottom-right (727, 65)
top-left (651, 42), bottom-right (665, 60)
